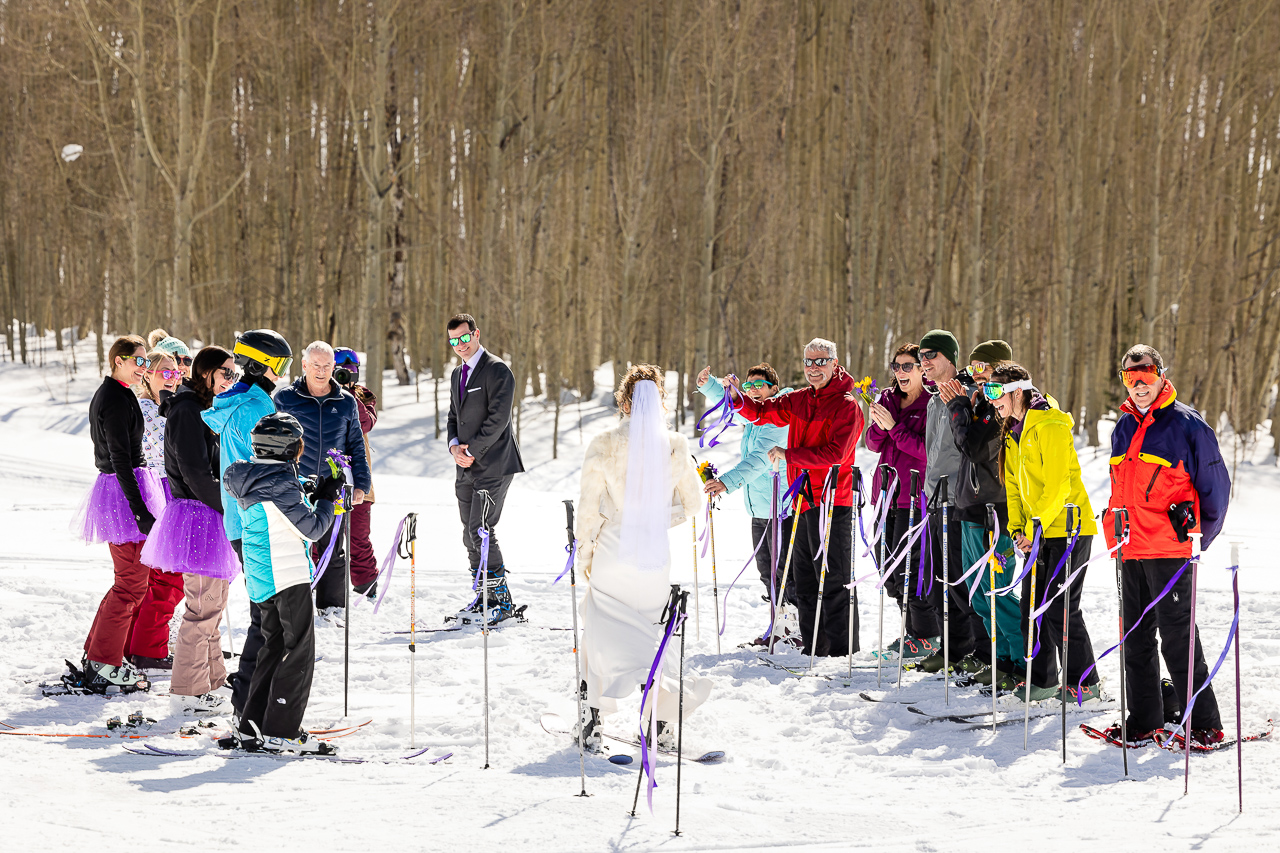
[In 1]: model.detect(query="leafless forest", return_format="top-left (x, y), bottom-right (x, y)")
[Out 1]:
top-left (3, 1), bottom-right (1280, 449)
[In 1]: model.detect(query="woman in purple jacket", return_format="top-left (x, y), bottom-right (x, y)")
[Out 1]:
top-left (864, 343), bottom-right (939, 657)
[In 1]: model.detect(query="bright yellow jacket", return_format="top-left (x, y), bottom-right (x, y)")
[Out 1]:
top-left (1003, 400), bottom-right (1098, 539)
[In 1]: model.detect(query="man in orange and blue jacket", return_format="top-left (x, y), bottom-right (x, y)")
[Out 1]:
top-left (1104, 344), bottom-right (1230, 747)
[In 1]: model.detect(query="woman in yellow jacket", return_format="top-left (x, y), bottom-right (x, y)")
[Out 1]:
top-left (989, 363), bottom-right (1103, 704)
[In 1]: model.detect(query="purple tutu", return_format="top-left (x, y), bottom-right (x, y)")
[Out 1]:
top-left (140, 498), bottom-right (241, 580)
top-left (161, 476), bottom-right (173, 502)
top-left (72, 469), bottom-right (167, 545)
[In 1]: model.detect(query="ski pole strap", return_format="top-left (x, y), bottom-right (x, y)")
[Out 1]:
top-left (1029, 527), bottom-right (1078, 656)
top-left (1029, 538), bottom-right (1120, 621)
top-left (309, 513), bottom-right (345, 590)
top-left (991, 525), bottom-right (1042, 595)
top-left (554, 539), bottom-right (578, 585)
top-left (478, 527), bottom-right (491, 582)
top-left (696, 385), bottom-right (738, 449)
top-left (1170, 564), bottom-right (1239, 740)
top-left (780, 471), bottom-right (808, 518)
top-left (698, 499), bottom-right (713, 558)
top-left (945, 509), bottom-right (1001, 602)
top-left (914, 492), bottom-right (930, 597)
top-left (848, 510), bottom-right (927, 589)
top-left (1076, 557), bottom-right (1194, 705)
top-left (361, 514), bottom-right (410, 614)
top-left (718, 528), bottom-right (770, 636)
top-left (639, 608), bottom-right (687, 813)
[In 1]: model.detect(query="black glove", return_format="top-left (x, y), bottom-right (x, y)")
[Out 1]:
top-left (313, 474), bottom-right (344, 505)
top-left (1168, 501), bottom-right (1196, 543)
top-left (137, 511), bottom-right (156, 536)
top-left (300, 477), bottom-right (318, 497)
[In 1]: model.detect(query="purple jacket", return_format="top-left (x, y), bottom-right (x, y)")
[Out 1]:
top-left (864, 387), bottom-right (929, 508)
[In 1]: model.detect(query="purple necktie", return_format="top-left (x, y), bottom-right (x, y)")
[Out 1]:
top-left (459, 364), bottom-right (470, 402)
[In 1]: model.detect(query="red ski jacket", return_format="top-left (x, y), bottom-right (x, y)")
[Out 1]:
top-left (736, 367), bottom-right (864, 512)
top-left (1104, 380), bottom-right (1231, 559)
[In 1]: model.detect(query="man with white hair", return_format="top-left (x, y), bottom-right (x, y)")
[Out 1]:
top-left (726, 337), bottom-right (865, 657)
top-left (274, 340), bottom-right (372, 616)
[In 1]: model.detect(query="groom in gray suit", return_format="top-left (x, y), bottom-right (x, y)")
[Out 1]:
top-left (446, 313), bottom-right (525, 624)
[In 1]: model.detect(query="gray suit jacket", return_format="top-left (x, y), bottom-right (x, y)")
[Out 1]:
top-left (446, 350), bottom-right (525, 481)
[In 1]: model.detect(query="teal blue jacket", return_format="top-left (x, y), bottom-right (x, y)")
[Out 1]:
top-left (696, 377), bottom-right (791, 518)
top-left (201, 378), bottom-right (278, 542)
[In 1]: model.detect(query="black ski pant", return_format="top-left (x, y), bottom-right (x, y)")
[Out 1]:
top-left (751, 516), bottom-right (796, 605)
top-left (790, 505), bottom-right (857, 657)
top-left (922, 505), bottom-right (981, 662)
top-left (228, 539), bottom-right (265, 716)
top-left (881, 506), bottom-right (941, 639)
top-left (1122, 557), bottom-right (1222, 733)
top-left (1018, 535), bottom-right (1098, 689)
top-left (311, 511), bottom-right (351, 611)
top-left (456, 471), bottom-right (513, 578)
top-left (239, 583), bottom-right (316, 739)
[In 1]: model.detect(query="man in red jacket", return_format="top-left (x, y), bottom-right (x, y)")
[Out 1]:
top-left (728, 338), bottom-right (864, 657)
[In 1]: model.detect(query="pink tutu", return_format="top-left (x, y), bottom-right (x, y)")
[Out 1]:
top-left (71, 469), bottom-right (167, 545)
top-left (140, 498), bottom-right (241, 580)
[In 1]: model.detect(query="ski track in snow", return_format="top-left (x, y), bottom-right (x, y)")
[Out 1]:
top-left (1, 337), bottom-right (1278, 852)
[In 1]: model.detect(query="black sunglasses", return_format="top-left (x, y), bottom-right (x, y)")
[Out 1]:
top-left (803, 357), bottom-right (834, 367)
top-left (890, 362), bottom-right (919, 374)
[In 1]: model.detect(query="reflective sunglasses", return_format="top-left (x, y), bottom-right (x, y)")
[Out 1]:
top-left (152, 368), bottom-right (183, 382)
top-left (217, 367), bottom-right (242, 382)
top-left (889, 361), bottom-right (919, 374)
top-left (448, 332), bottom-right (475, 347)
top-left (742, 379), bottom-right (775, 390)
top-left (970, 361), bottom-right (990, 375)
top-left (1119, 364), bottom-right (1162, 388)
top-left (174, 355), bottom-right (193, 367)
top-left (981, 379), bottom-right (1034, 401)
top-left (803, 357), bottom-right (834, 368)
top-left (121, 355), bottom-right (148, 368)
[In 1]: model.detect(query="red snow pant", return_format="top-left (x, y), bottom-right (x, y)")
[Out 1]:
top-left (349, 501), bottom-right (377, 588)
top-left (125, 566), bottom-right (184, 660)
top-left (85, 542), bottom-right (150, 665)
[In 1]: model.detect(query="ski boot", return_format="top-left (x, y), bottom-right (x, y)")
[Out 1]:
top-left (171, 692), bottom-right (227, 715)
top-left (655, 720), bottom-right (676, 751)
top-left (128, 653), bottom-right (173, 671)
top-left (220, 718), bottom-right (265, 752)
top-left (263, 730), bottom-right (339, 755)
top-left (572, 705), bottom-right (603, 752)
top-left (80, 658), bottom-right (151, 695)
top-left (454, 569), bottom-right (525, 627)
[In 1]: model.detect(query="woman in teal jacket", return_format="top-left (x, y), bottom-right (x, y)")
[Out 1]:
top-left (696, 363), bottom-right (793, 628)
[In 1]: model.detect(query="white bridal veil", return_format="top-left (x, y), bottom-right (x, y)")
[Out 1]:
top-left (618, 379), bottom-right (672, 571)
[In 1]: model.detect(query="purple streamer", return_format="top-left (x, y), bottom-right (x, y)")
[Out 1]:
top-left (1076, 558), bottom-right (1193, 705)
top-left (914, 492), bottom-right (929, 597)
top-left (639, 610), bottom-right (687, 813)
top-left (367, 515), bottom-right (409, 614)
top-left (992, 525), bottom-right (1043, 594)
top-left (309, 450), bottom-right (353, 589)
top-left (1030, 539), bottom-right (1121, 621)
top-left (1028, 528), bottom-right (1078, 657)
top-left (697, 384), bottom-right (740, 449)
top-left (1170, 565), bottom-right (1240, 740)
top-left (554, 539), bottom-right (578, 585)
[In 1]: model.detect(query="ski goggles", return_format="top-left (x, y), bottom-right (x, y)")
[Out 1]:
top-left (233, 341), bottom-right (293, 376)
top-left (889, 361), bottom-right (919, 374)
top-left (1119, 364), bottom-right (1163, 388)
top-left (803, 357), bottom-right (834, 367)
top-left (151, 368), bottom-right (183, 382)
top-left (981, 379), bottom-right (1034, 400)
top-left (741, 379), bottom-right (775, 390)
top-left (448, 332), bottom-right (475, 347)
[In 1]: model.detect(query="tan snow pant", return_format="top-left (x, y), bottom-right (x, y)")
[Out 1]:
top-left (170, 574), bottom-right (229, 696)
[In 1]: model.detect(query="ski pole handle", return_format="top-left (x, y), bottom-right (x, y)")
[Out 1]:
top-left (909, 469), bottom-right (920, 499)
top-left (939, 474), bottom-right (948, 505)
top-left (563, 499), bottom-right (575, 547)
top-left (851, 466), bottom-right (862, 509)
top-left (1065, 504), bottom-right (1075, 535)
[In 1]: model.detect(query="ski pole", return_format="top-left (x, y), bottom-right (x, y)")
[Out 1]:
top-left (1023, 517), bottom-right (1042, 750)
top-left (405, 513), bottom-right (418, 749)
top-left (809, 465), bottom-right (840, 671)
top-left (896, 469), bottom-right (920, 690)
top-left (691, 514), bottom-right (701, 642)
top-left (563, 499), bottom-right (588, 798)
top-left (708, 494), bottom-right (722, 654)
top-left (343, 483), bottom-right (353, 718)
top-left (877, 464), bottom-right (891, 687)
top-left (769, 462), bottom-right (780, 644)
top-left (987, 503), bottom-right (998, 732)
top-left (479, 488), bottom-right (494, 769)
top-left (1060, 505), bottom-right (1077, 764)
top-left (1232, 541), bottom-right (1242, 813)
top-left (1113, 508), bottom-right (1130, 776)
top-left (673, 588), bottom-right (689, 836)
top-left (848, 467), bottom-right (862, 678)
top-left (940, 475), bottom-right (950, 705)
top-left (769, 482), bottom-right (806, 654)
top-left (1184, 531), bottom-right (1201, 794)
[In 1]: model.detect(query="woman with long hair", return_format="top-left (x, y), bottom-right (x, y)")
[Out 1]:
top-left (72, 335), bottom-right (167, 693)
top-left (988, 362), bottom-right (1102, 704)
top-left (141, 346), bottom-right (241, 711)
top-left (574, 365), bottom-right (707, 749)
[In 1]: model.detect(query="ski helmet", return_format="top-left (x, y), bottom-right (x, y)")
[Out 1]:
top-left (234, 329), bottom-right (293, 378)
top-left (333, 347), bottom-right (360, 386)
top-left (250, 412), bottom-right (305, 461)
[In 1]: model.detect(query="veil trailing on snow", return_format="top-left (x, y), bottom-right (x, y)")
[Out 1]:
top-left (618, 379), bottom-right (672, 571)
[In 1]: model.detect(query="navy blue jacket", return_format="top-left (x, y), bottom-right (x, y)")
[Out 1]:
top-left (274, 377), bottom-right (372, 491)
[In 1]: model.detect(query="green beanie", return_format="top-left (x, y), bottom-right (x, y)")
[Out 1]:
top-left (969, 339), bottom-right (1013, 366)
top-left (919, 329), bottom-right (959, 368)
top-left (154, 336), bottom-right (191, 358)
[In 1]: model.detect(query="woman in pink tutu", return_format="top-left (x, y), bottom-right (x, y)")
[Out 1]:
top-left (141, 346), bottom-right (240, 712)
top-left (75, 335), bottom-right (168, 694)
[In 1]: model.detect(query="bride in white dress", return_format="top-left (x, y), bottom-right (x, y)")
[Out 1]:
top-left (575, 365), bottom-right (708, 747)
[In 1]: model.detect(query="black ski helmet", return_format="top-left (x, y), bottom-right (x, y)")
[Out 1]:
top-left (234, 329), bottom-right (293, 378)
top-left (250, 412), bottom-right (305, 461)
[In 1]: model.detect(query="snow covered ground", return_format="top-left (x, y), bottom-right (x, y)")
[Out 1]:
top-left (1, 335), bottom-right (1278, 852)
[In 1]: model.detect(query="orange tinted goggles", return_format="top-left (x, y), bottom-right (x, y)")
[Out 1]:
top-left (1119, 364), bottom-right (1162, 388)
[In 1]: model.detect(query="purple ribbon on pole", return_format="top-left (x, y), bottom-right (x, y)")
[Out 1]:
top-left (1170, 564), bottom-right (1240, 741)
top-left (992, 525), bottom-right (1042, 595)
top-left (638, 610), bottom-right (687, 813)
top-left (1030, 539), bottom-right (1121, 621)
top-left (554, 539), bottom-right (578, 584)
top-left (1076, 558), bottom-right (1194, 705)
top-left (914, 492), bottom-right (930, 597)
top-left (696, 383), bottom-right (741, 449)
top-left (945, 508), bottom-right (1001, 603)
top-left (309, 451), bottom-right (353, 590)
top-left (359, 514), bottom-right (408, 614)
top-left (1028, 527), bottom-right (1078, 656)
top-left (779, 471), bottom-right (808, 519)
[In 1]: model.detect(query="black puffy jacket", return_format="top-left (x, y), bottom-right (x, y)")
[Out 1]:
top-left (273, 377), bottom-right (372, 491)
top-left (89, 376), bottom-right (154, 532)
top-left (160, 381), bottom-right (223, 512)
top-left (946, 388), bottom-right (1008, 526)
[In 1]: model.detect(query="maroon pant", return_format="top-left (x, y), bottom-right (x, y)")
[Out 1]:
top-left (126, 567), bottom-right (185, 659)
top-left (85, 542), bottom-right (151, 665)
top-left (349, 501), bottom-right (377, 588)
